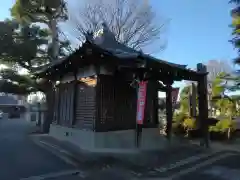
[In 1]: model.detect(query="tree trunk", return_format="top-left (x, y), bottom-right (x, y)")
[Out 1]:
top-left (42, 89), bottom-right (54, 133)
top-left (49, 18), bottom-right (59, 61)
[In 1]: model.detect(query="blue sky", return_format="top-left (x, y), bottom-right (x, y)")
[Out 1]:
top-left (0, 0), bottom-right (237, 95)
top-left (152, 0), bottom-right (237, 95)
top-left (155, 0), bottom-right (236, 68)
top-left (1, 0), bottom-right (235, 67)
top-left (0, 1), bottom-right (14, 20)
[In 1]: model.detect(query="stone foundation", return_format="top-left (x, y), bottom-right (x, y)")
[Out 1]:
top-left (49, 124), bottom-right (173, 153)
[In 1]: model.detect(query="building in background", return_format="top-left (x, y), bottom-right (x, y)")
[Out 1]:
top-left (0, 93), bottom-right (27, 118)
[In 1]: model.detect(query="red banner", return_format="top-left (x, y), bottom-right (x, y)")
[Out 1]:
top-left (136, 81), bottom-right (148, 125)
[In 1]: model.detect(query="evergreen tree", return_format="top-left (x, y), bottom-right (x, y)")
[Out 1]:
top-left (11, 0), bottom-right (70, 61)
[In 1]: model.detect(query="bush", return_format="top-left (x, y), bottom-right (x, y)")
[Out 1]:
top-left (172, 114), bottom-right (237, 140)
top-left (209, 118), bottom-right (237, 140)
top-left (173, 111), bottom-right (188, 123)
top-left (182, 117), bottom-right (197, 137)
top-left (209, 119), bottom-right (236, 133)
top-left (182, 117), bottom-right (196, 130)
top-left (172, 122), bottom-right (185, 135)
top-left (172, 112), bottom-right (188, 135)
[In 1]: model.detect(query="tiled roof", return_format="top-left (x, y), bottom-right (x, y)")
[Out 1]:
top-left (36, 23), bottom-right (189, 74)
top-left (87, 23), bottom-right (188, 70)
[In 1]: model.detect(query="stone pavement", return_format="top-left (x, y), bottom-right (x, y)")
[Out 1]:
top-left (31, 134), bottom-right (235, 180)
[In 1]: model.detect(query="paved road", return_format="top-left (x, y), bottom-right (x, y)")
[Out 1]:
top-left (175, 152), bottom-right (240, 180)
top-left (2, 118), bottom-right (240, 180)
top-left (0, 118), bottom-right (78, 180)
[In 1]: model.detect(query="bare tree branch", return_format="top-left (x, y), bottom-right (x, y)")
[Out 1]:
top-left (66, 0), bottom-right (168, 53)
top-left (206, 60), bottom-right (234, 82)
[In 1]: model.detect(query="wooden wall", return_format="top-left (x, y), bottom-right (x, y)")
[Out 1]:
top-left (73, 81), bottom-right (96, 130)
top-left (95, 75), bottom-right (158, 132)
top-left (52, 87), bottom-right (59, 125)
top-left (52, 76), bottom-right (97, 130)
top-left (51, 74), bottom-right (158, 132)
top-left (52, 82), bottom-right (74, 127)
top-left (114, 75), bottom-right (137, 130)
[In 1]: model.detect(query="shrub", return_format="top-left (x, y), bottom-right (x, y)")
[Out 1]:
top-left (209, 118), bottom-right (237, 140)
top-left (209, 119), bottom-right (236, 132)
top-left (172, 111), bottom-right (188, 135)
top-left (173, 111), bottom-right (188, 123)
top-left (182, 117), bottom-right (197, 130)
top-left (182, 117), bottom-right (197, 137)
top-left (172, 122), bottom-right (185, 135)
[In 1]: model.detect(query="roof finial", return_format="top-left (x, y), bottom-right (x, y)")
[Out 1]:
top-left (100, 22), bottom-right (116, 41)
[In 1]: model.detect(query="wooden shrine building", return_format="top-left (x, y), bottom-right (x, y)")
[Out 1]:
top-left (36, 24), bottom-right (209, 151)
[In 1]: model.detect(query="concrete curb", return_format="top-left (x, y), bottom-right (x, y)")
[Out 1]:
top-left (31, 134), bottom-right (206, 154)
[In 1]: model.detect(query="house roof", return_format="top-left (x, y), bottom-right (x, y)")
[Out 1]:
top-left (35, 23), bottom-right (206, 81)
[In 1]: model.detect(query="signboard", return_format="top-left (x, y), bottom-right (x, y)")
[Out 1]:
top-left (136, 81), bottom-right (148, 125)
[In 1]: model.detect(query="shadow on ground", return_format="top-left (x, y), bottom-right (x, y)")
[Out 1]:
top-left (31, 134), bottom-right (207, 179)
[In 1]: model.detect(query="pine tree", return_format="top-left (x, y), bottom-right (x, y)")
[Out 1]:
top-left (11, 0), bottom-right (69, 61)
top-left (231, 0), bottom-right (240, 62)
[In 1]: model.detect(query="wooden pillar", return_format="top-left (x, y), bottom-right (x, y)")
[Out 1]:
top-left (153, 82), bottom-right (159, 125)
top-left (190, 83), bottom-right (197, 117)
top-left (36, 102), bottom-right (41, 127)
top-left (165, 82), bottom-right (173, 141)
top-left (197, 63), bottom-right (209, 148)
top-left (43, 89), bottom-right (54, 133)
top-left (72, 71), bottom-right (79, 126)
top-left (57, 86), bottom-right (61, 124)
top-left (72, 80), bottom-right (78, 126)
